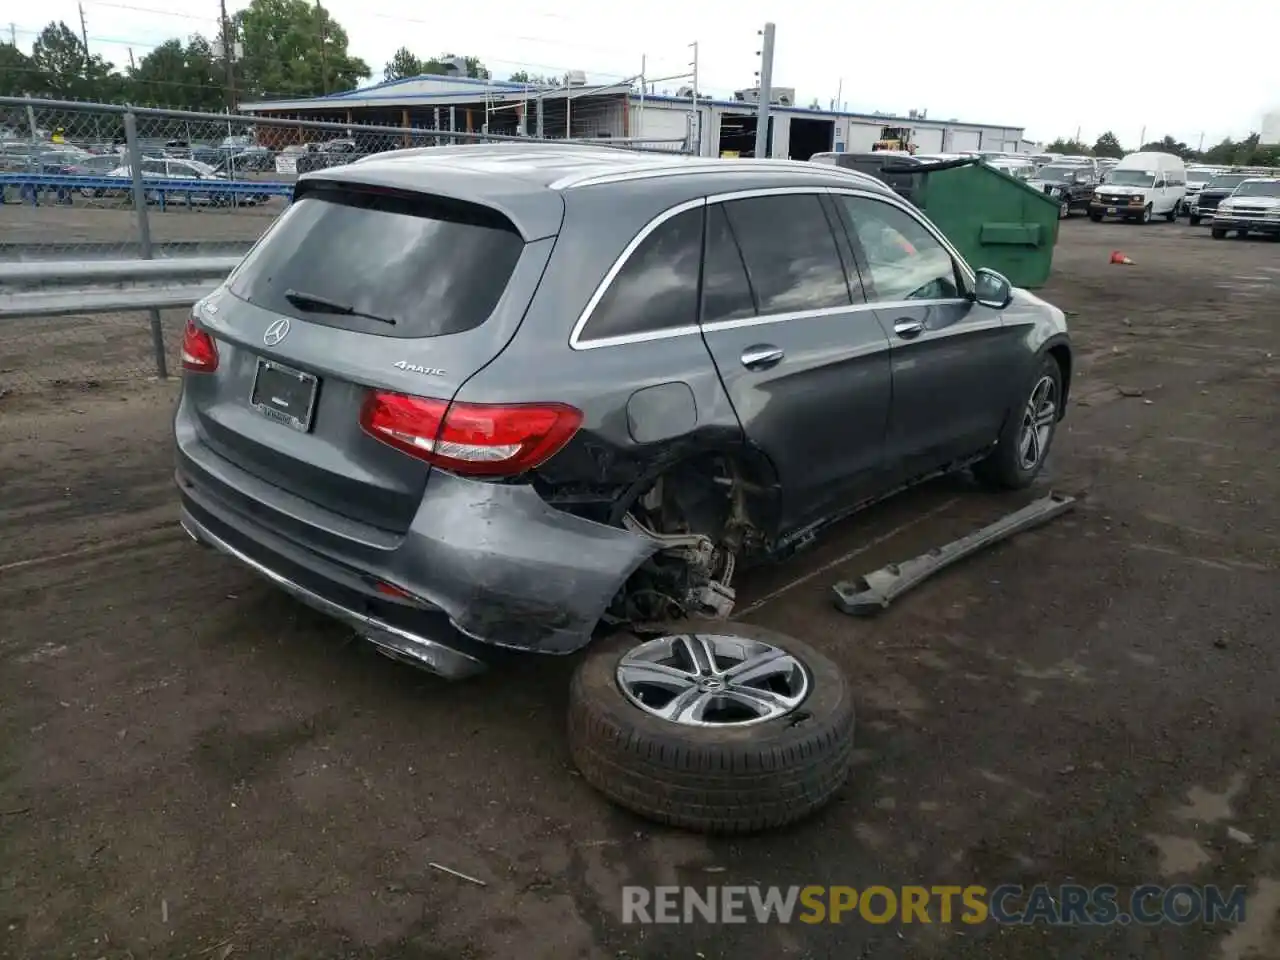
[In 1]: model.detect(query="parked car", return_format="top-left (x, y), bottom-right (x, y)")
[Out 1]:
top-left (1088, 152), bottom-right (1186, 223)
top-left (175, 145), bottom-right (1073, 831)
top-left (1209, 177), bottom-right (1280, 239)
top-left (985, 157), bottom-right (1037, 181)
top-left (1026, 162), bottom-right (1097, 218)
top-left (177, 148), bottom-right (1071, 663)
top-left (102, 158), bottom-right (232, 205)
top-left (809, 151), bottom-right (929, 204)
top-left (1189, 171), bottom-right (1255, 225)
top-left (219, 146), bottom-right (275, 173)
top-left (1182, 166), bottom-right (1225, 214)
top-left (1054, 156), bottom-right (1100, 176)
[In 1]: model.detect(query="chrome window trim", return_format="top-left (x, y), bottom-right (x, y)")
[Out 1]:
top-left (568, 185), bottom-right (984, 352)
top-left (567, 197), bottom-right (707, 351)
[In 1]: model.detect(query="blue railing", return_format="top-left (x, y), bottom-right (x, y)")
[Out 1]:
top-left (0, 173), bottom-right (293, 210)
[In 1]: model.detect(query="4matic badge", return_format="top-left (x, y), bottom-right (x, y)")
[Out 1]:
top-left (394, 360), bottom-right (447, 377)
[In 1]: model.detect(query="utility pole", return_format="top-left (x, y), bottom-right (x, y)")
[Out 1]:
top-left (689, 42), bottom-right (699, 154)
top-left (9, 22), bottom-right (17, 47)
top-left (1198, 131), bottom-right (1205, 153)
top-left (832, 78), bottom-right (842, 113)
top-left (78, 3), bottom-right (91, 75)
top-left (754, 22), bottom-right (775, 159)
top-left (1138, 125), bottom-right (1146, 147)
top-left (638, 54), bottom-right (645, 139)
top-left (219, 0), bottom-right (237, 112)
top-left (316, 1), bottom-right (327, 95)
top-left (128, 48), bottom-right (135, 71)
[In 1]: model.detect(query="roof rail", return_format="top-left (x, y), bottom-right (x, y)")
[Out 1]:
top-left (553, 156), bottom-right (883, 191)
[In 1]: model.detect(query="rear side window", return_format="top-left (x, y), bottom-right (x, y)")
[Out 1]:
top-left (227, 186), bottom-right (524, 339)
top-left (578, 206), bottom-right (703, 343)
top-left (721, 194), bottom-right (853, 314)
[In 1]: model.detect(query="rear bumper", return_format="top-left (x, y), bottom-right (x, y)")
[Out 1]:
top-left (179, 505), bottom-right (488, 679)
top-left (175, 422), bottom-right (659, 673)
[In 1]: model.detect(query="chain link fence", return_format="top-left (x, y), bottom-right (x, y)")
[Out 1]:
top-left (0, 95), bottom-right (690, 396)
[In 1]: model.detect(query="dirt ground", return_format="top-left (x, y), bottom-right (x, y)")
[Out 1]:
top-left (1, 218), bottom-right (1277, 959)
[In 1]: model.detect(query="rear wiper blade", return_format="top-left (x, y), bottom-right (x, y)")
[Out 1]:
top-left (283, 288), bottom-right (396, 325)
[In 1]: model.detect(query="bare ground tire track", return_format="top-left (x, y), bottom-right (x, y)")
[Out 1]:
top-left (0, 219), bottom-right (1277, 959)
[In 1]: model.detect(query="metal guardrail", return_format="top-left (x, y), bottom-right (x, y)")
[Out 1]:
top-left (0, 256), bottom-right (238, 320)
top-left (0, 172), bottom-right (292, 208)
top-left (0, 240), bottom-right (257, 262)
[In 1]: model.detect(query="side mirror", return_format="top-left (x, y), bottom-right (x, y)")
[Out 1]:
top-left (973, 268), bottom-right (1013, 309)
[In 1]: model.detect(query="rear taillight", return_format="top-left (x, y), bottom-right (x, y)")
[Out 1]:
top-left (359, 391), bottom-right (582, 477)
top-left (180, 318), bottom-right (219, 372)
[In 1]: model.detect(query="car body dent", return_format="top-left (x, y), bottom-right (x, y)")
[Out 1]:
top-left (176, 413), bottom-right (660, 654)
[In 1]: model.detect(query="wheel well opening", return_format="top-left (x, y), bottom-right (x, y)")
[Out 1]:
top-left (1048, 344), bottom-right (1072, 412)
top-left (606, 450), bottom-right (780, 624)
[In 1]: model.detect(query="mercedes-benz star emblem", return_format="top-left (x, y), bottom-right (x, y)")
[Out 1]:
top-left (263, 318), bottom-right (290, 347)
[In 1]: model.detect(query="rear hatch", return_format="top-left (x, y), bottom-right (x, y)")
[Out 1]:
top-left (184, 175), bottom-right (562, 534)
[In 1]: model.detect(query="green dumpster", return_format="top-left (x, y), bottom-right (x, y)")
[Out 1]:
top-left (882, 158), bottom-right (1061, 289)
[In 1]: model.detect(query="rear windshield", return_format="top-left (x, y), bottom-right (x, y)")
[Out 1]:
top-left (227, 186), bottom-right (524, 338)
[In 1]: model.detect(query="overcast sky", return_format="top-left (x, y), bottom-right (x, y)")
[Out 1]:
top-left (11, 0), bottom-right (1278, 147)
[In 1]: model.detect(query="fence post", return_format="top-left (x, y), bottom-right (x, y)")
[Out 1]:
top-left (124, 109), bottom-right (169, 380)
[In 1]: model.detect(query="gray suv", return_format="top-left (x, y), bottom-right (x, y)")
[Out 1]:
top-left (175, 144), bottom-right (1072, 680)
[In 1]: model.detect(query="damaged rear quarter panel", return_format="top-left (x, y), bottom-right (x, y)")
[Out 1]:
top-left (400, 471), bottom-right (659, 653)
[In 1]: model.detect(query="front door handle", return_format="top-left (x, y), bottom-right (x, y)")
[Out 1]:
top-left (893, 318), bottom-right (925, 339)
top-left (740, 344), bottom-right (784, 370)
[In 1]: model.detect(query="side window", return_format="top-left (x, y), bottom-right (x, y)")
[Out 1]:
top-left (722, 194), bottom-right (853, 314)
top-left (700, 204), bottom-right (756, 325)
top-left (141, 160), bottom-right (166, 176)
top-left (838, 197), bottom-right (962, 302)
top-left (579, 206), bottom-right (703, 343)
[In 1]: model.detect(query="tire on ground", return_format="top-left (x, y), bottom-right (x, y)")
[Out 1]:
top-left (567, 621), bottom-right (855, 834)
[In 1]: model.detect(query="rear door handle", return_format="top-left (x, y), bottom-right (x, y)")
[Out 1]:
top-left (893, 319), bottom-right (925, 339)
top-left (740, 344), bottom-right (784, 370)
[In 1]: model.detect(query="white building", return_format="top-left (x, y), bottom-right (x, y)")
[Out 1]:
top-left (240, 74), bottom-right (1027, 159)
top-left (633, 92), bottom-right (1026, 158)
top-left (1261, 106), bottom-right (1280, 146)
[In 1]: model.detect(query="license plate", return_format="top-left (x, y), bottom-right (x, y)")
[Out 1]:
top-left (1106, 207), bottom-right (1117, 215)
top-left (250, 358), bottom-right (318, 432)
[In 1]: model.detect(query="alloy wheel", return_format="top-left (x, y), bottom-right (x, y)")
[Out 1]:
top-left (616, 633), bottom-right (810, 727)
top-left (1018, 375), bottom-right (1057, 470)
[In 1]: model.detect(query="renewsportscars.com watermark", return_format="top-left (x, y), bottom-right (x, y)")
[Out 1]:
top-left (622, 884), bottom-right (1248, 926)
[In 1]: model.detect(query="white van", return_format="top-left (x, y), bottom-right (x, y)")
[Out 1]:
top-left (1089, 152), bottom-right (1187, 223)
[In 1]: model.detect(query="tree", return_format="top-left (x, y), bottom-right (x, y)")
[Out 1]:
top-left (234, 0), bottom-right (370, 100)
top-left (0, 42), bottom-right (43, 97)
top-left (128, 36), bottom-right (226, 110)
top-left (384, 46), bottom-right (423, 82)
top-left (1044, 138), bottom-right (1092, 155)
top-left (421, 53), bottom-right (489, 80)
top-left (30, 21), bottom-right (124, 101)
top-left (1139, 135), bottom-right (1195, 161)
top-left (1092, 131), bottom-right (1124, 158)
top-left (508, 70), bottom-right (556, 86)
